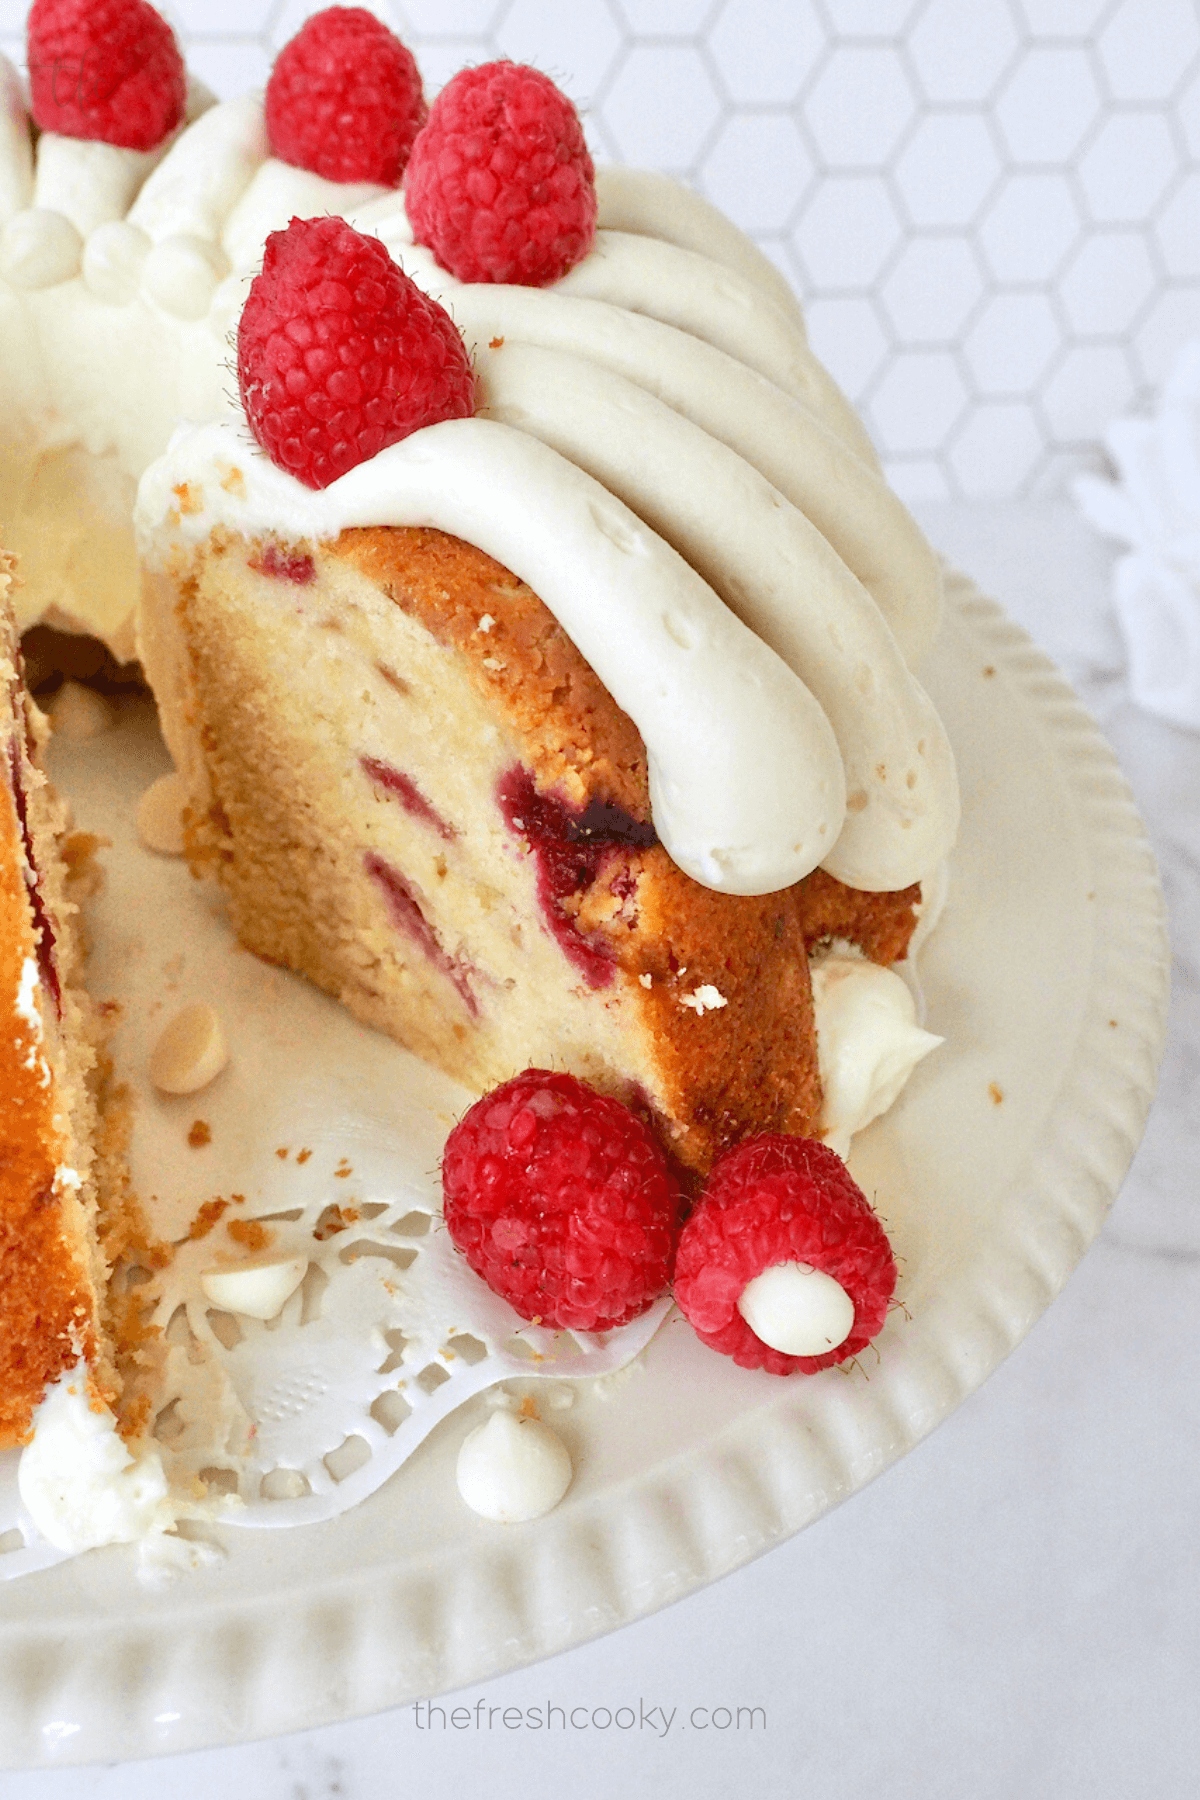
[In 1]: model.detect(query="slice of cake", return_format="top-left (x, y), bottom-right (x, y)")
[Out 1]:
top-left (139, 511), bottom-right (920, 1177)
top-left (0, 543), bottom-right (116, 1445)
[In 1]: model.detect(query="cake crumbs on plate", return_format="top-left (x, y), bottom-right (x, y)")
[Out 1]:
top-left (227, 1218), bottom-right (273, 1251)
top-left (187, 1197), bottom-right (230, 1240)
top-left (187, 1118), bottom-right (211, 1147)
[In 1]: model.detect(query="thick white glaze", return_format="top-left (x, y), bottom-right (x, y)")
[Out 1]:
top-left (476, 343), bottom-right (958, 889)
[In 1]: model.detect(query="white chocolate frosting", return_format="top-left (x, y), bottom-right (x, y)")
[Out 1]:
top-left (811, 949), bottom-right (943, 1154)
top-left (17, 1369), bottom-right (180, 1553)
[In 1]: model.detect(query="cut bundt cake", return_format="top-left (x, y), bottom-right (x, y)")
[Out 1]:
top-left (137, 485), bottom-right (926, 1178)
top-left (0, 545), bottom-right (119, 1445)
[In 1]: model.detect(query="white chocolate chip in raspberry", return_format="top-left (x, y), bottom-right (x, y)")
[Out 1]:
top-left (200, 1257), bottom-right (308, 1322)
top-left (137, 772), bottom-right (187, 856)
top-left (149, 1002), bottom-right (228, 1095)
top-left (47, 682), bottom-right (115, 742)
top-left (736, 1260), bottom-right (855, 1357)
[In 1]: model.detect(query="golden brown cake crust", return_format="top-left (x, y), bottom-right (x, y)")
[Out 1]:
top-left (334, 525), bottom-right (651, 820)
top-left (0, 589), bottom-right (97, 1447)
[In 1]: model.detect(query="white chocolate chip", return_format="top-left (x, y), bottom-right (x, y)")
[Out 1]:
top-left (136, 772), bottom-right (187, 856)
top-left (456, 1410), bottom-right (572, 1522)
top-left (149, 1002), bottom-right (228, 1095)
top-left (200, 1257), bottom-right (308, 1322)
top-left (47, 682), bottom-right (115, 742)
top-left (737, 1261), bottom-right (856, 1357)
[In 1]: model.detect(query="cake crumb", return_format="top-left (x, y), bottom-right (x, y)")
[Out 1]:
top-left (296, 1148), bottom-right (313, 1165)
top-left (188, 1197), bottom-right (229, 1240)
top-left (276, 1146), bottom-right (289, 1159)
top-left (334, 1158), bottom-right (353, 1179)
top-left (187, 1118), bottom-right (211, 1148)
top-left (227, 1218), bottom-right (273, 1251)
top-left (679, 984), bottom-right (728, 1016)
top-left (988, 1082), bottom-right (1004, 1105)
top-left (489, 336), bottom-right (504, 349)
top-left (172, 481), bottom-right (201, 516)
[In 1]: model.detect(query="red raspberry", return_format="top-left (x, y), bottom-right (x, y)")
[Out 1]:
top-left (441, 1070), bottom-right (680, 1333)
top-left (405, 61), bottom-right (597, 286)
top-left (673, 1135), bottom-right (897, 1375)
top-left (265, 7), bottom-right (426, 188)
top-left (27, 0), bottom-right (185, 152)
top-left (237, 216), bottom-right (475, 491)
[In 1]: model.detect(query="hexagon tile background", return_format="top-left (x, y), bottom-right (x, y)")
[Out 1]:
top-left (2, 0), bottom-right (1197, 500)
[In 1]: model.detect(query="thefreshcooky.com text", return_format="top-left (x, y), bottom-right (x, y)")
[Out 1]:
top-left (411, 1699), bottom-right (765, 1737)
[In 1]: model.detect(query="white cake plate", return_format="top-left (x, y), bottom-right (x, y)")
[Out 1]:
top-left (0, 571), bottom-right (1169, 1767)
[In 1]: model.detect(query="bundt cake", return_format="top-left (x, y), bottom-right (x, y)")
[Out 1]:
top-left (0, 2), bottom-right (958, 1455)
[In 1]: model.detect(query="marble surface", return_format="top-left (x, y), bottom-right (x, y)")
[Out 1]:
top-left (2, 500), bottom-right (1196, 1799)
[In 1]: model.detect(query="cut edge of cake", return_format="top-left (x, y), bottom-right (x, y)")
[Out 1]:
top-left (139, 519), bottom-right (921, 1178)
top-left (0, 544), bottom-right (157, 1449)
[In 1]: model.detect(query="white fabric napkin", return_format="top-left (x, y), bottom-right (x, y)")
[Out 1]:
top-left (1075, 341), bottom-right (1200, 732)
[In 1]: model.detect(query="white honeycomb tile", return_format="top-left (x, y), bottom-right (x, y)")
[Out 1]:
top-left (1078, 112), bottom-right (1179, 223)
top-left (1155, 170), bottom-right (1200, 280)
top-left (707, 0), bottom-right (824, 105)
top-left (182, 38), bottom-right (273, 99)
top-left (1059, 230), bottom-right (1157, 335)
top-left (170, 0), bottom-right (277, 29)
top-left (495, 0), bottom-right (622, 101)
top-left (947, 403), bottom-right (1044, 497)
top-left (821, 1), bottom-right (924, 32)
top-left (395, 1), bottom-right (503, 30)
top-left (892, 114), bottom-right (1001, 227)
top-left (1014, 0), bottom-right (1114, 32)
top-left (615, 1), bottom-right (715, 28)
top-left (803, 46), bottom-right (917, 170)
top-left (600, 44), bottom-right (722, 168)
top-left (1042, 344), bottom-right (1138, 440)
top-left (977, 173), bottom-right (1082, 283)
top-left (907, 0), bottom-right (1019, 104)
top-left (1132, 285), bottom-right (1200, 386)
top-left (699, 114), bottom-right (813, 234)
top-left (790, 175), bottom-right (903, 289)
top-left (1178, 66), bottom-right (1200, 155)
top-left (963, 293), bottom-right (1063, 395)
top-left (995, 47), bottom-right (1102, 163)
top-left (803, 296), bottom-right (890, 403)
top-left (1097, 0), bottom-right (1200, 103)
top-left (416, 40), bottom-right (503, 96)
top-left (879, 237), bottom-right (984, 344)
top-left (885, 458), bottom-right (953, 504)
top-left (866, 349), bottom-right (968, 456)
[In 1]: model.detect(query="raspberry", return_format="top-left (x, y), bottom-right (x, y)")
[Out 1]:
top-left (441, 1070), bottom-right (680, 1333)
top-left (265, 7), bottom-right (426, 188)
top-left (237, 215), bottom-right (475, 491)
top-left (27, 0), bottom-right (185, 151)
top-left (405, 61), bottom-right (597, 286)
top-left (673, 1135), bottom-right (897, 1375)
